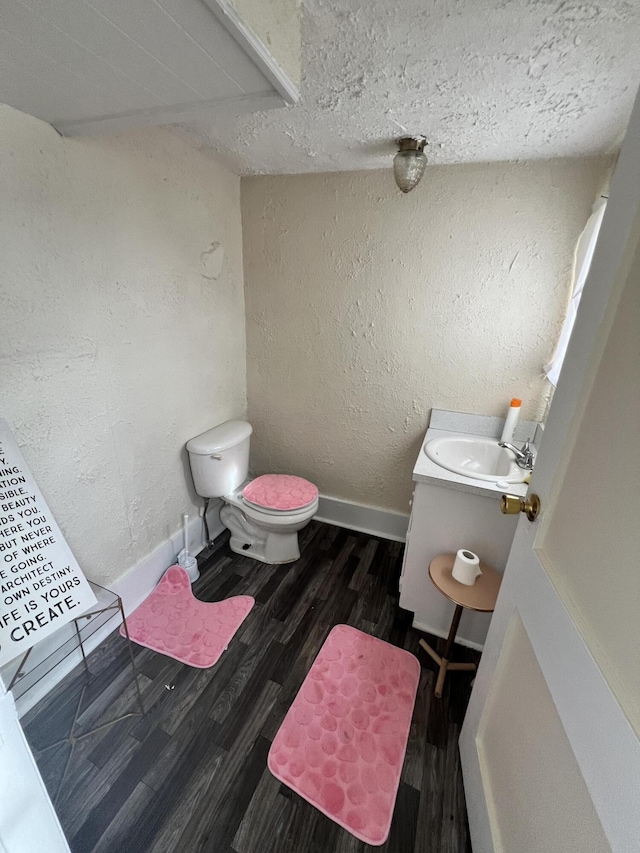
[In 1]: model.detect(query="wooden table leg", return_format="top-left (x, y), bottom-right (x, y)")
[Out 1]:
top-left (418, 603), bottom-right (477, 698)
top-left (434, 604), bottom-right (464, 698)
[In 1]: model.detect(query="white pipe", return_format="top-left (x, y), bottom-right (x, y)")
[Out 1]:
top-left (182, 513), bottom-right (189, 558)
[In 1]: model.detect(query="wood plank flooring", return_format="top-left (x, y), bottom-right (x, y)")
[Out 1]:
top-left (22, 522), bottom-right (479, 853)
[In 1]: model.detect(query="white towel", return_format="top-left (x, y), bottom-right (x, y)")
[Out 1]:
top-left (544, 198), bottom-right (607, 387)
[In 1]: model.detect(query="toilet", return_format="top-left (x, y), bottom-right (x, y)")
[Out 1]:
top-left (186, 420), bottom-right (319, 564)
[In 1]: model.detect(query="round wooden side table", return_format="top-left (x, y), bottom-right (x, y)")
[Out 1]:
top-left (419, 553), bottom-right (502, 698)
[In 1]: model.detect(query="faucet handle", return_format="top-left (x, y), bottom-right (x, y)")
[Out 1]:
top-left (520, 439), bottom-right (534, 469)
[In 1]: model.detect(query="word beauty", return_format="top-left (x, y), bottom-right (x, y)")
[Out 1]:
top-left (0, 419), bottom-right (96, 667)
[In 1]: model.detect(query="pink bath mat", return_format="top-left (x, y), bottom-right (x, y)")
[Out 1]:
top-left (268, 625), bottom-right (420, 845)
top-left (120, 565), bottom-right (254, 668)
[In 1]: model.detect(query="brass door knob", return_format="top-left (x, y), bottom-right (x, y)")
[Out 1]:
top-left (500, 493), bottom-right (541, 522)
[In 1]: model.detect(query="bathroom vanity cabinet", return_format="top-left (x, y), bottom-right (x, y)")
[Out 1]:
top-left (399, 414), bottom-right (534, 649)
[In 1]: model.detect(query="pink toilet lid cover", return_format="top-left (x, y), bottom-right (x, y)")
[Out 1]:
top-left (242, 474), bottom-right (319, 511)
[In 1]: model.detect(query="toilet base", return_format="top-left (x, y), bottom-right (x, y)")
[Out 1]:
top-left (220, 504), bottom-right (303, 564)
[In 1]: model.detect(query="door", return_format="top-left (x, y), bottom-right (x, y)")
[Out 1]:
top-left (459, 87), bottom-right (640, 853)
top-left (0, 684), bottom-right (70, 853)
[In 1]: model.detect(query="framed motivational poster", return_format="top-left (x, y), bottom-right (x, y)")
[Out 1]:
top-left (0, 419), bottom-right (97, 667)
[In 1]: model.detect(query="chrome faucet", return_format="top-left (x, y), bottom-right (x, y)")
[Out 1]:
top-left (499, 440), bottom-right (535, 470)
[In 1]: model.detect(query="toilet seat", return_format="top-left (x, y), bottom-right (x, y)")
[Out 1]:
top-left (241, 499), bottom-right (318, 519)
top-left (242, 474), bottom-right (319, 513)
top-left (224, 484), bottom-right (319, 525)
top-left (221, 487), bottom-right (319, 564)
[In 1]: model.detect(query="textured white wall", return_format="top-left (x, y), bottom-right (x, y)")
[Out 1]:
top-left (242, 159), bottom-right (610, 513)
top-left (0, 105), bottom-right (246, 586)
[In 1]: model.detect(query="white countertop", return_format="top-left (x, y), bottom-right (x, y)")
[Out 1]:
top-left (412, 427), bottom-right (530, 499)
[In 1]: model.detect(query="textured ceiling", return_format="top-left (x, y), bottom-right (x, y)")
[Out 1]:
top-left (184, 0), bottom-right (640, 176)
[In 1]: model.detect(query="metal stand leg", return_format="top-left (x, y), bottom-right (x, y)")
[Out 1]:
top-left (419, 604), bottom-right (477, 699)
top-left (74, 620), bottom-right (90, 677)
top-left (443, 604), bottom-right (464, 659)
top-left (9, 581), bottom-right (148, 806)
top-left (32, 602), bottom-right (147, 803)
top-left (7, 647), bottom-right (33, 691)
top-left (118, 598), bottom-right (145, 717)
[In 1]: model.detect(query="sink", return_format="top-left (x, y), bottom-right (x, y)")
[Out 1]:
top-left (424, 435), bottom-right (527, 483)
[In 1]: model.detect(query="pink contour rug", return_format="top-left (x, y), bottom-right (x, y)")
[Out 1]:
top-left (268, 625), bottom-right (420, 846)
top-left (120, 565), bottom-right (254, 668)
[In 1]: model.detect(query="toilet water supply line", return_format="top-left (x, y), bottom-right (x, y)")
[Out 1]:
top-left (203, 496), bottom-right (210, 544)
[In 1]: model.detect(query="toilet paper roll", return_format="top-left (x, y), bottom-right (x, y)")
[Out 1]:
top-left (452, 549), bottom-right (482, 586)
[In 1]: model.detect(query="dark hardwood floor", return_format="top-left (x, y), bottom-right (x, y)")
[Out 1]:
top-left (22, 521), bottom-right (479, 853)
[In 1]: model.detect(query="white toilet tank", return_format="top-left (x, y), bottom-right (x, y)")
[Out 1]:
top-left (186, 420), bottom-right (252, 498)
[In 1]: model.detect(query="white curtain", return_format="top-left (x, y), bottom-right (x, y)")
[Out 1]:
top-left (544, 198), bottom-right (607, 387)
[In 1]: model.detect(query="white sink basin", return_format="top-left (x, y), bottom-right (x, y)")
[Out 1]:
top-left (424, 435), bottom-right (527, 483)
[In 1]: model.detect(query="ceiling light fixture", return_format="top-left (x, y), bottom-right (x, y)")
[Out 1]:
top-left (393, 136), bottom-right (428, 193)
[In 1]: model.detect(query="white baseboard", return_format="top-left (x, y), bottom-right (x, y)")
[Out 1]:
top-left (412, 618), bottom-right (485, 653)
top-left (111, 500), bottom-right (224, 616)
top-left (314, 495), bottom-right (409, 542)
top-left (7, 502), bottom-right (224, 717)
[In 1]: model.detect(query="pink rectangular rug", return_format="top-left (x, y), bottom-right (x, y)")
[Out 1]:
top-left (268, 624), bottom-right (420, 845)
top-left (120, 565), bottom-right (254, 668)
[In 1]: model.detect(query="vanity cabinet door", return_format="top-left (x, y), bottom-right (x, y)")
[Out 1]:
top-left (398, 487), bottom-right (416, 592)
top-left (398, 483), bottom-right (431, 607)
top-left (399, 482), bottom-right (517, 648)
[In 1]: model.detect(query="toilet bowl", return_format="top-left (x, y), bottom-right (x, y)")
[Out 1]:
top-left (221, 480), bottom-right (319, 563)
top-left (186, 421), bottom-right (318, 565)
